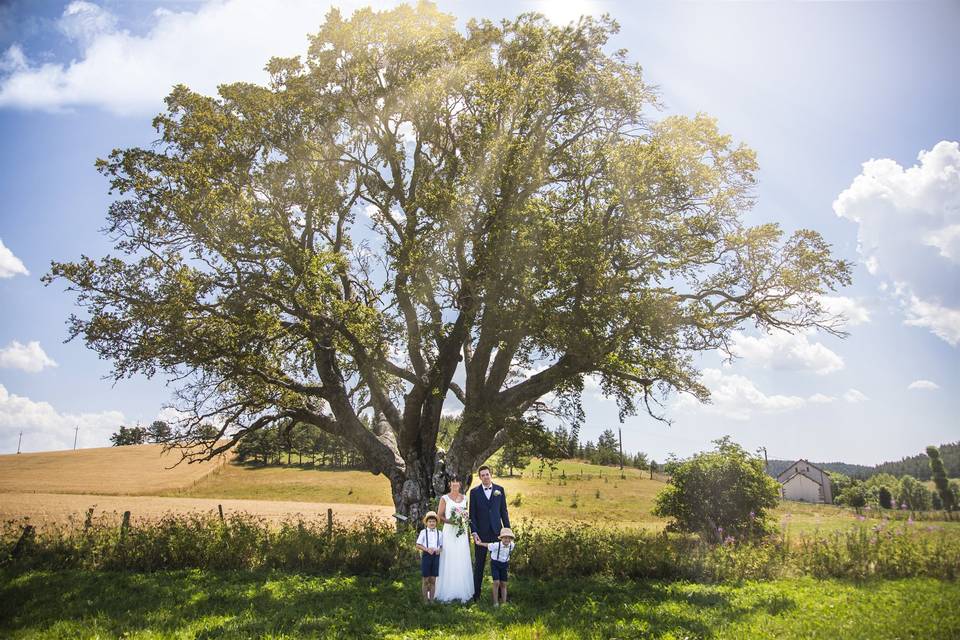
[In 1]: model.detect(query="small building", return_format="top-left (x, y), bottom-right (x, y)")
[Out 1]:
top-left (777, 459), bottom-right (833, 503)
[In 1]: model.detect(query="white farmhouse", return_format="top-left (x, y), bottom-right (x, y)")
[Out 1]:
top-left (777, 459), bottom-right (833, 503)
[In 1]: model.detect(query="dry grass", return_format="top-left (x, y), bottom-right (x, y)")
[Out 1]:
top-left (0, 492), bottom-right (393, 529)
top-left (0, 443), bottom-right (228, 495)
top-left (158, 461), bottom-right (394, 505)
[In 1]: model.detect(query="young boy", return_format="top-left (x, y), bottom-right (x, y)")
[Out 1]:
top-left (475, 527), bottom-right (515, 606)
top-left (416, 511), bottom-right (443, 602)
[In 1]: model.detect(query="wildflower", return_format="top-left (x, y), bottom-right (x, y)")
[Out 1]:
top-left (856, 515), bottom-right (866, 521)
top-left (749, 511), bottom-right (755, 520)
top-left (724, 535), bottom-right (736, 546)
top-left (907, 516), bottom-right (914, 525)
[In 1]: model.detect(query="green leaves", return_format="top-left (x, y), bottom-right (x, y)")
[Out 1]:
top-left (46, 2), bottom-right (853, 501)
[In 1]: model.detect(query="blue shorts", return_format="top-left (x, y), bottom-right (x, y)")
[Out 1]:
top-left (491, 559), bottom-right (509, 582)
top-left (421, 552), bottom-right (440, 577)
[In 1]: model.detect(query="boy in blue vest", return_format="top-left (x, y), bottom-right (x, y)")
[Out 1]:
top-left (416, 511), bottom-right (443, 602)
top-left (474, 527), bottom-right (516, 606)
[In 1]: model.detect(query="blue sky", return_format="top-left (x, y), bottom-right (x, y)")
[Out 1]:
top-left (0, 0), bottom-right (957, 464)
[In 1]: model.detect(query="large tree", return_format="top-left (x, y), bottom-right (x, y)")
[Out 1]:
top-left (45, 3), bottom-right (851, 523)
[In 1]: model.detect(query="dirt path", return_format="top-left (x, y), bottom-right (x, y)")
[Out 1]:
top-left (0, 492), bottom-right (393, 529)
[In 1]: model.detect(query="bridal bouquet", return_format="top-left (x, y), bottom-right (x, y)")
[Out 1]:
top-left (449, 504), bottom-right (469, 537)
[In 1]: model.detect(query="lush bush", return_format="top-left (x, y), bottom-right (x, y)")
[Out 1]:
top-left (878, 486), bottom-right (893, 509)
top-left (898, 475), bottom-right (933, 511)
top-left (4, 511), bottom-right (958, 582)
top-left (652, 437), bottom-right (780, 542)
top-left (795, 521), bottom-right (960, 580)
top-left (0, 513), bottom-right (412, 575)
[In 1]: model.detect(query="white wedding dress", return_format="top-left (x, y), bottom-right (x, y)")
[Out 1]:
top-left (434, 492), bottom-right (474, 602)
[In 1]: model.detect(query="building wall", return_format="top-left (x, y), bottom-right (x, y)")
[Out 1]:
top-left (782, 473), bottom-right (823, 503)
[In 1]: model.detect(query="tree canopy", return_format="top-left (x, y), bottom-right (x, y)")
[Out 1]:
top-left (45, 2), bottom-right (851, 520)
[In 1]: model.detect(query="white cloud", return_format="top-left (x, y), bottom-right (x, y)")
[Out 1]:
top-left (0, 44), bottom-right (28, 74)
top-left (843, 388), bottom-right (869, 404)
top-left (0, 0), bottom-right (380, 116)
top-left (59, 1), bottom-right (117, 45)
top-left (808, 393), bottom-right (836, 404)
top-left (907, 379), bottom-right (940, 391)
top-left (819, 295), bottom-right (871, 327)
top-left (676, 368), bottom-right (806, 421)
top-left (0, 341), bottom-right (57, 373)
top-left (730, 329), bottom-right (844, 375)
top-left (902, 294), bottom-right (960, 346)
top-left (532, 0), bottom-right (605, 26)
top-left (834, 140), bottom-right (960, 346)
top-left (0, 383), bottom-right (125, 452)
top-left (0, 237), bottom-right (28, 277)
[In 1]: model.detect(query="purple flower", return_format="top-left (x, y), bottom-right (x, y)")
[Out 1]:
top-left (724, 535), bottom-right (736, 545)
top-left (907, 517), bottom-right (914, 525)
top-left (901, 503), bottom-right (908, 510)
top-left (856, 515), bottom-right (866, 521)
top-left (749, 511), bottom-right (755, 520)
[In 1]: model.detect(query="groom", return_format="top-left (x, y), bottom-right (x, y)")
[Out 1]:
top-left (469, 465), bottom-right (510, 602)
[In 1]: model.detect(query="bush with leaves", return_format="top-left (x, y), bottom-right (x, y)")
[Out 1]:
top-left (927, 445), bottom-right (956, 511)
top-left (652, 437), bottom-right (780, 543)
top-left (878, 486), bottom-right (893, 509)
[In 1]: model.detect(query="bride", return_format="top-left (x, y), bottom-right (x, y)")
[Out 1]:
top-left (434, 476), bottom-right (474, 602)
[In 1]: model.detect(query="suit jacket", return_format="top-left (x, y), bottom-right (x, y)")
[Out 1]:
top-left (469, 483), bottom-right (510, 542)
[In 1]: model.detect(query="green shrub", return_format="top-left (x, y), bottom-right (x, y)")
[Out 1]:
top-left (652, 437), bottom-right (780, 542)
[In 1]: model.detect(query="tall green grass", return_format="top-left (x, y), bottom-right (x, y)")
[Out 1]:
top-left (3, 512), bottom-right (958, 581)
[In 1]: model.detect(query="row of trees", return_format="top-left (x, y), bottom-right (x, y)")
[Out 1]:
top-left (497, 424), bottom-right (655, 476)
top-left (831, 446), bottom-right (959, 511)
top-left (235, 419), bottom-right (366, 468)
top-left (110, 421), bottom-right (173, 446)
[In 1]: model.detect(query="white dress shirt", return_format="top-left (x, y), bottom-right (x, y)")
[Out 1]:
top-left (487, 541), bottom-right (514, 562)
top-left (416, 528), bottom-right (443, 550)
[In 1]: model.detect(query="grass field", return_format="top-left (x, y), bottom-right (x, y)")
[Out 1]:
top-left (0, 444), bottom-right (228, 495)
top-left (161, 457), bottom-right (960, 536)
top-left (3, 447), bottom-right (958, 536)
top-left (1, 569), bottom-right (957, 639)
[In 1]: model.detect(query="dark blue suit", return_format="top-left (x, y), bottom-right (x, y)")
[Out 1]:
top-left (469, 483), bottom-right (510, 599)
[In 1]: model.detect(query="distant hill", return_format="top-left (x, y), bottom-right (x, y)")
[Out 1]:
top-left (872, 442), bottom-right (960, 480)
top-left (767, 441), bottom-right (960, 480)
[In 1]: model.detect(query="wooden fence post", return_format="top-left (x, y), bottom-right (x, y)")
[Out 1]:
top-left (12, 525), bottom-right (35, 558)
top-left (218, 504), bottom-right (225, 523)
top-left (327, 508), bottom-right (333, 536)
top-left (84, 507), bottom-right (94, 531)
top-left (120, 510), bottom-right (131, 542)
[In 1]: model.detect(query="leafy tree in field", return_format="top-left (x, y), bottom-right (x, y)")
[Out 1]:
top-left (109, 425), bottom-right (148, 446)
top-left (147, 420), bottom-right (172, 443)
top-left (498, 441), bottom-right (532, 477)
top-left (837, 481), bottom-right (867, 512)
top-left (596, 429), bottom-right (619, 466)
top-left (863, 472), bottom-right (899, 506)
top-left (897, 475), bottom-right (932, 511)
top-left (927, 445), bottom-right (955, 511)
top-left (44, 4), bottom-right (850, 522)
top-left (652, 437), bottom-right (780, 542)
top-left (878, 486), bottom-right (892, 509)
top-left (827, 472), bottom-right (852, 504)
top-left (950, 480), bottom-right (960, 509)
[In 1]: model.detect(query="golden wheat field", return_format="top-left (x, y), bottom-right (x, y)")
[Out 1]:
top-left (1, 444), bottom-right (938, 536)
top-left (0, 443), bottom-right (227, 494)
